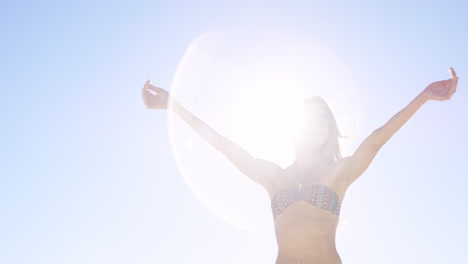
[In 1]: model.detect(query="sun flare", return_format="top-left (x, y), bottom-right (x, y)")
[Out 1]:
top-left (167, 29), bottom-right (362, 230)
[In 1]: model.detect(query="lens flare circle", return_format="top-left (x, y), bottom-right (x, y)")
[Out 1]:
top-left (167, 30), bottom-right (361, 230)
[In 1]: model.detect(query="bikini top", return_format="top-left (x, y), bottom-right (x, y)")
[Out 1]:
top-left (270, 184), bottom-right (341, 220)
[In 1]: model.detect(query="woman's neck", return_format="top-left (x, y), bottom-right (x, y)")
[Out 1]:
top-left (294, 145), bottom-right (323, 174)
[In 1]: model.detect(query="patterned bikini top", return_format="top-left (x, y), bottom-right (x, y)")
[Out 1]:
top-left (270, 184), bottom-right (341, 220)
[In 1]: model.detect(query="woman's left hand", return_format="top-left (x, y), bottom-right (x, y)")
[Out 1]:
top-left (422, 67), bottom-right (459, 101)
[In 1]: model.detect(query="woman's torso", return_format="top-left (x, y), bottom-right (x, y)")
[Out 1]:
top-left (266, 160), bottom-right (350, 264)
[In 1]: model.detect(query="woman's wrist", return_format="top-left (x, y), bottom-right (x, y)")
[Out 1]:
top-left (168, 98), bottom-right (199, 128)
top-left (416, 92), bottom-right (430, 104)
top-left (167, 95), bottom-right (177, 112)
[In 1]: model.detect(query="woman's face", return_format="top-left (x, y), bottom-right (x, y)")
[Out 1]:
top-left (293, 103), bottom-right (330, 147)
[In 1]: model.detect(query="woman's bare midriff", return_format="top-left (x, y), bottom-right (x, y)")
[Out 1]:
top-left (273, 201), bottom-right (341, 264)
top-left (268, 161), bottom-right (348, 264)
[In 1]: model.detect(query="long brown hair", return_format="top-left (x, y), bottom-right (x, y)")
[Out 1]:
top-left (300, 96), bottom-right (343, 164)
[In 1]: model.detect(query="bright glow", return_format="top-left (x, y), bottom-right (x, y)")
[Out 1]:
top-left (168, 29), bottom-right (362, 230)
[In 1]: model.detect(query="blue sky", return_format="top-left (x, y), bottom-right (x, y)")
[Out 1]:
top-left (1, 0), bottom-right (467, 263)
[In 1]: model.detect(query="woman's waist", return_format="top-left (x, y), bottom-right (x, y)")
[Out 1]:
top-left (274, 214), bottom-right (338, 239)
top-left (274, 224), bottom-right (338, 257)
top-left (276, 234), bottom-right (337, 255)
top-left (276, 248), bottom-right (342, 264)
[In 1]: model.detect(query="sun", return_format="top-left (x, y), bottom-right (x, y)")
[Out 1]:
top-left (231, 80), bottom-right (300, 167)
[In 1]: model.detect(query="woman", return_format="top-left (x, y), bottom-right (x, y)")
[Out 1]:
top-left (141, 68), bottom-right (459, 264)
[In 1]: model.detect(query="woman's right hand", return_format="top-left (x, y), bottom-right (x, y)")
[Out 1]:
top-left (420, 67), bottom-right (459, 101)
top-left (142, 80), bottom-right (170, 109)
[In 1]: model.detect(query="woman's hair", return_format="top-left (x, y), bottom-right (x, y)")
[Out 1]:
top-left (300, 96), bottom-right (343, 164)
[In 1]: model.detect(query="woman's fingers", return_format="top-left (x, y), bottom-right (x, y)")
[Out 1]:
top-left (449, 67), bottom-right (457, 79)
top-left (143, 80), bottom-right (157, 92)
top-left (142, 88), bottom-right (150, 108)
top-left (142, 81), bottom-right (153, 108)
top-left (443, 68), bottom-right (458, 99)
top-left (146, 83), bottom-right (163, 93)
top-left (449, 67), bottom-right (458, 88)
top-left (143, 80), bottom-right (166, 95)
top-left (449, 67), bottom-right (458, 96)
top-left (144, 80), bottom-right (151, 92)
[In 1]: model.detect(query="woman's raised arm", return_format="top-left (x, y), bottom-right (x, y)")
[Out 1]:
top-left (342, 68), bottom-right (459, 186)
top-left (142, 81), bottom-right (279, 190)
